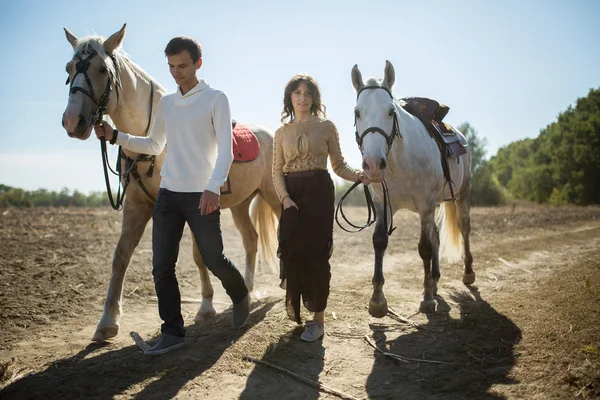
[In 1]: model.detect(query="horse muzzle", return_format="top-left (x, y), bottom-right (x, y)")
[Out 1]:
top-left (63, 112), bottom-right (92, 140)
top-left (362, 157), bottom-right (386, 183)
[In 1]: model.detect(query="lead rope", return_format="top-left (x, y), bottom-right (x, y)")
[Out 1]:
top-left (335, 179), bottom-right (395, 235)
top-left (100, 80), bottom-right (155, 210)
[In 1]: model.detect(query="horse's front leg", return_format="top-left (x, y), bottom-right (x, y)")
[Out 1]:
top-left (93, 200), bottom-right (153, 341)
top-left (369, 205), bottom-right (389, 318)
top-left (193, 238), bottom-right (217, 321)
top-left (418, 205), bottom-right (439, 313)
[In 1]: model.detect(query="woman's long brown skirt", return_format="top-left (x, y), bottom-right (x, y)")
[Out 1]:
top-left (277, 170), bottom-right (335, 323)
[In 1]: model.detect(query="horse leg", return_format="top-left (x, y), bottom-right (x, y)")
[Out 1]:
top-left (418, 205), bottom-right (439, 313)
top-left (457, 194), bottom-right (475, 284)
top-left (230, 196), bottom-right (259, 293)
top-left (192, 237), bottom-right (219, 321)
top-left (369, 208), bottom-right (389, 318)
top-left (93, 200), bottom-right (152, 341)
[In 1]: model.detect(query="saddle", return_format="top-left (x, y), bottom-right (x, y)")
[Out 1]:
top-left (400, 97), bottom-right (468, 200)
top-left (221, 120), bottom-right (261, 195)
top-left (231, 120), bottom-right (260, 162)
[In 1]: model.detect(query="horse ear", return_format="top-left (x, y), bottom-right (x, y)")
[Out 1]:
top-left (351, 64), bottom-right (364, 92)
top-left (64, 28), bottom-right (78, 49)
top-left (103, 24), bottom-right (127, 54)
top-left (383, 60), bottom-right (395, 89)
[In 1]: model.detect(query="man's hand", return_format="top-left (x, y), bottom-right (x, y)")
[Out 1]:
top-left (282, 196), bottom-right (298, 210)
top-left (93, 121), bottom-right (114, 141)
top-left (199, 190), bottom-right (220, 215)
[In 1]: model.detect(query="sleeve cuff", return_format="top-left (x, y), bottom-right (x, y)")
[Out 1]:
top-left (114, 131), bottom-right (125, 146)
top-left (205, 181), bottom-right (222, 195)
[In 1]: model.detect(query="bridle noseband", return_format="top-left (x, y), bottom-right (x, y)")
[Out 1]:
top-left (354, 85), bottom-right (402, 153)
top-left (66, 51), bottom-right (116, 124)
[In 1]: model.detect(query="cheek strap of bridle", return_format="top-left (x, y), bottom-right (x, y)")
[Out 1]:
top-left (66, 51), bottom-right (117, 123)
top-left (355, 112), bottom-right (400, 152)
top-left (354, 85), bottom-right (402, 153)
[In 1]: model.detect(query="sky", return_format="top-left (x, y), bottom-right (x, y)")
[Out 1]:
top-left (0, 0), bottom-right (598, 193)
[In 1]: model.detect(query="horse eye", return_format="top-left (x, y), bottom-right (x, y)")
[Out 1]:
top-left (354, 109), bottom-right (360, 119)
top-left (388, 109), bottom-right (395, 117)
top-left (99, 66), bottom-right (108, 74)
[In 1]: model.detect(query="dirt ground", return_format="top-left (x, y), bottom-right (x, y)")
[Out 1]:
top-left (0, 203), bottom-right (599, 399)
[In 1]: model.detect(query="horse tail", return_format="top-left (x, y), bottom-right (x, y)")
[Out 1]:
top-left (436, 201), bottom-right (463, 263)
top-left (250, 195), bottom-right (278, 274)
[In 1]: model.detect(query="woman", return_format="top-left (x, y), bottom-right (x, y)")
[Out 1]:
top-left (273, 74), bottom-right (368, 342)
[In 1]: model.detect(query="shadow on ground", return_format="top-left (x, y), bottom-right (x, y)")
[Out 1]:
top-left (366, 286), bottom-right (522, 399)
top-left (1, 301), bottom-right (277, 400)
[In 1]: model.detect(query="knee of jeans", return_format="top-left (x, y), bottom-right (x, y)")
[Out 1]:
top-left (152, 264), bottom-right (176, 282)
top-left (203, 254), bottom-right (228, 271)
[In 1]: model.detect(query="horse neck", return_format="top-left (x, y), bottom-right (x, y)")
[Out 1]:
top-left (388, 104), bottom-right (433, 169)
top-left (109, 57), bottom-right (166, 137)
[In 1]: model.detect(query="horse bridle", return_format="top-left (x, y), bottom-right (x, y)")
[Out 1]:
top-left (66, 51), bottom-right (117, 124)
top-left (354, 85), bottom-right (402, 153)
top-left (66, 50), bottom-right (156, 211)
top-left (335, 85), bottom-right (402, 237)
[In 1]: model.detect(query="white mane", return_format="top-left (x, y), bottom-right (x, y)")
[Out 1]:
top-left (72, 35), bottom-right (159, 89)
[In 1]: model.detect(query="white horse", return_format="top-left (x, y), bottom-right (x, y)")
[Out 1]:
top-left (61, 25), bottom-right (281, 341)
top-left (350, 61), bottom-right (475, 316)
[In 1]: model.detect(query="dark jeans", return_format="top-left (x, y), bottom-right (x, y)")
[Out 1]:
top-left (152, 188), bottom-right (248, 337)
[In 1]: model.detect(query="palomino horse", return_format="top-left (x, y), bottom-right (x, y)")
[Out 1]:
top-left (61, 25), bottom-right (281, 342)
top-left (350, 61), bottom-right (475, 317)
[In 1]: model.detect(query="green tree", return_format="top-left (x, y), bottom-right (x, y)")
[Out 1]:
top-left (456, 122), bottom-right (506, 206)
top-left (490, 87), bottom-right (600, 204)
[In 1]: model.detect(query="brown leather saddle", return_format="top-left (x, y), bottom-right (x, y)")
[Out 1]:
top-left (400, 97), bottom-right (468, 201)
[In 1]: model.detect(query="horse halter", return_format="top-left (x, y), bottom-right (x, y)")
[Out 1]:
top-left (66, 51), bottom-right (114, 124)
top-left (354, 85), bottom-right (402, 153)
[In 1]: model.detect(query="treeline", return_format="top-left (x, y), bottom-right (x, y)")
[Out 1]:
top-left (491, 88), bottom-right (600, 205)
top-left (5, 88), bottom-right (598, 209)
top-left (0, 184), bottom-right (111, 208)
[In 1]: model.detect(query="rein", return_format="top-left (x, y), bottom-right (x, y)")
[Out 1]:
top-left (99, 80), bottom-right (155, 210)
top-left (335, 179), bottom-right (396, 236)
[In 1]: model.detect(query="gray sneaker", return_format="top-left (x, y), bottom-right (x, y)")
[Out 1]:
top-left (232, 294), bottom-right (250, 329)
top-left (300, 321), bottom-right (324, 342)
top-left (144, 334), bottom-right (185, 356)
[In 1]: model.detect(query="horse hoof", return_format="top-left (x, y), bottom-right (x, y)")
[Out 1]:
top-left (194, 309), bottom-right (217, 323)
top-left (92, 324), bottom-right (119, 342)
top-left (369, 300), bottom-right (388, 318)
top-left (463, 272), bottom-right (476, 285)
top-left (419, 300), bottom-right (436, 314)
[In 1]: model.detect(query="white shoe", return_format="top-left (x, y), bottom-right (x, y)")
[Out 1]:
top-left (300, 321), bottom-right (324, 342)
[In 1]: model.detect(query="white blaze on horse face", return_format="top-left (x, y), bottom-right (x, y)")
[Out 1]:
top-left (357, 90), bottom-right (395, 182)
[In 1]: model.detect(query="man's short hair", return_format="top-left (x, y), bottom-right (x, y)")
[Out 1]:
top-left (164, 37), bottom-right (202, 63)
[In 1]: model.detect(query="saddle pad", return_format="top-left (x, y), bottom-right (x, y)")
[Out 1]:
top-left (232, 124), bottom-right (260, 162)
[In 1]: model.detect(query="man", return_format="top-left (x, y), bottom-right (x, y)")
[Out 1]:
top-left (94, 36), bottom-right (249, 356)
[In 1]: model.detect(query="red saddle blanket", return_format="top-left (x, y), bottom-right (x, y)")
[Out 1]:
top-left (232, 123), bottom-right (260, 162)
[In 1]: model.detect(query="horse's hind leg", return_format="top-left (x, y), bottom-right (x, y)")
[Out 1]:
top-left (93, 200), bottom-right (153, 342)
top-left (457, 193), bottom-right (475, 284)
top-left (230, 195), bottom-right (259, 292)
top-left (418, 204), bottom-right (439, 313)
top-left (193, 238), bottom-right (217, 321)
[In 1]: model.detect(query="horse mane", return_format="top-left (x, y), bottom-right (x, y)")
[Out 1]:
top-left (73, 35), bottom-right (162, 90)
top-left (363, 76), bottom-right (403, 107)
top-left (365, 77), bottom-right (383, 86)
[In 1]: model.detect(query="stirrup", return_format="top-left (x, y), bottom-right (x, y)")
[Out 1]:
top-left (443, 179), bottom-right (458, 202)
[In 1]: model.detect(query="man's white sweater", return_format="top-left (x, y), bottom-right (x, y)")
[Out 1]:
top-left (116, 80), bottom-right (233, 194)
